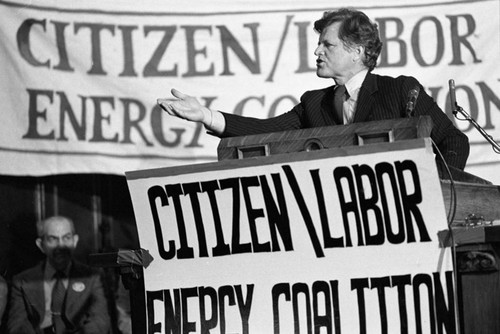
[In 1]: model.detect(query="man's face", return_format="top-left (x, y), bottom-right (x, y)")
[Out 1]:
top-left (314, 22), bottom-right (360, 84)
top-left (36, 218), bottom-right (79, 271)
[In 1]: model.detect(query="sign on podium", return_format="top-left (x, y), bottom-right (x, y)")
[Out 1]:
top-left (125, 137), bottom-right (457, 333)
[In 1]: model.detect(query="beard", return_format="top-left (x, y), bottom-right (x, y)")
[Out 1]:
top-left (49, 247), bottom-right (73, 271)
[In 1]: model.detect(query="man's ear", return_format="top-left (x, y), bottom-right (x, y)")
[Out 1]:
top-left (36, 238), bottom-right (45, 254)
top-left (353, 45), bottom-right (365, 61)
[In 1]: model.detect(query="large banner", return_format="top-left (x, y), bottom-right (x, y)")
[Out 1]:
top-left (126, 138), bottom-right (456, 333)
top-left (1, 0), bottom-right (499, 184)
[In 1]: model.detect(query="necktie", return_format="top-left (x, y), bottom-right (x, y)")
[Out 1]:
top-left (51, 271), bottom-right (66, 334)
top-left (334, 85), bottom-right (347, 124)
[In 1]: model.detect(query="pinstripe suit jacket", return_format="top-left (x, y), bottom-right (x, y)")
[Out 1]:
top-left (221, 72), bottom-right (469, 170)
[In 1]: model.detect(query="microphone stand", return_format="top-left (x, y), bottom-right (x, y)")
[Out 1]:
top-left (452, 103), bottom-right (500, 154)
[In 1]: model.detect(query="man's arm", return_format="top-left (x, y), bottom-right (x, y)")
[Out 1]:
top-left (157, 88), bottom-right (226, 135)
top-left (411, 78), bottom-right (469, 170)
top-left (431, 120), bottom-right (470, 170)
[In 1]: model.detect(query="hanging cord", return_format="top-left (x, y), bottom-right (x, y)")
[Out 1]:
top-left (431, 139), bottom-right (460, 334)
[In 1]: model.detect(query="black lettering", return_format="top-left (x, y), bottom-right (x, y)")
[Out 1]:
top-left (74, 22), bottom-right (115, 75)
top-left (51, 21), bottom-right (74, 71)
top-left (376, 17), bottom-right (406, 67)
top-left (241, 176), bottom-right (270, 253)
top-left (182, 182), bottom-right (209, 258)
top-left (282, 165), bottom-right (324, 257)
top-left (120, 98), bottom-right (153, 146)
top-left (392, 274), bottom-right (412, 334)
top-left (147, 290), bottom-right (164, 334)
top-left (447, 15), bottom-right (482, 65)
top-left (310, 169), bottom-right (344, 248)
top-left (353, 164), bottom-right (384, 245)
top-left (294, 21), bottom-right (316, 73)
top-left (334, 166), bottom-right (363, 247)
top-left (181, 287), bottom-right (198, 333)
top-left (143, 26), bottom-right (178, 77)
top-left (218, 24), bottom-right (261, 75)
top-left (219, 178), bottom-right (251, 254)
top-left (412, 274), bottom-right (435, 334)
top-left (272, 283), bottom-right (291, 334)
top-left (201, 180), bottom-right (231, 257)
top-left (198, 286), bottom-right (219, 334)
top-left (164, 289), bottom-right (181, 334)
top-left (312, 281), bottom-right (333, 333)
top-left (17, 19), bottom-right (50, 67)
top-left (412, 17), bottom-right (444, 67)
top-left (150, 107), bottom-right (185, 147)
top-left (57, 92), bottom-right (86, 141)
top-left (260, 174), bottom-right (293, 252)
top-left (395, 161), bottom-right (430, 243)
top-left (218, 286), bottom-right (236, 334)
top-left (88, 96), bottom-right (119, 143)
top-left (477, 81), bottom-right (500, 130)
top-left (118, 25), bottom-right (139, 77)
top-left (166, 184), bottom-right (194, 259)
top-left (292, 283), bottom-right (311, 333)
top-left (148, 185), bottom-right (175, 260)
top-left (371, 276), bottom-right (391, 334)
top-left (199, 286), bottom-right (218, 334)
top-left (351, 278), bottom-right (369, 334)
top-left (433, 271), bottom-right (456, 334)
top-left (375, 162), bottom-right (406, 244)
top-left (235, 285), bottom-right (254, 334)
top-left (329, 280), bottom-right (342, 333)
top-left (182, 26), bottom-right (215, 77)
top-left (23, 89), bottom-right (55, 139)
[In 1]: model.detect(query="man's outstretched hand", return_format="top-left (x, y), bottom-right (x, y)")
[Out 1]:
top-left (157, 88), bottom-right (211, 124)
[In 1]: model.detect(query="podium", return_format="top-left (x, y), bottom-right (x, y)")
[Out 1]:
top-left (118, 116), bottom-right (499, 333)
top-left (217, 116), bottom-right (500, 334)
top-left (218, 116), bottom-right (434, 161)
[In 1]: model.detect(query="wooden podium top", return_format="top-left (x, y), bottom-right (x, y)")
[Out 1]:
top-left (218, 116), bottom-right (433, 160)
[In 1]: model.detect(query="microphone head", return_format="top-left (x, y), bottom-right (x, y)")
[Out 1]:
top-left (448, 79), bottom-right (457, 110)
top-left (408, 86), bottom-right (420, 98)
top-left (406, 86), bottom-right (420, 117)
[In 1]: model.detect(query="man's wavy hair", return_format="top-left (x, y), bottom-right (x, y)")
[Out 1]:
top-left (314, 8), bottom-right (383, 71)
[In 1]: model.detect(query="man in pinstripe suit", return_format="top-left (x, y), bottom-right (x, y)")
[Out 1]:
top-left (159, 8), bottom-right (469, 170)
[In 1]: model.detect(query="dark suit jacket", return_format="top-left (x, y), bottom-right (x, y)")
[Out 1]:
top-left (7, 261), bottom-right (110, 334)
top-left (221, 72), bottom-right (469, 170)
top-left (0, 275), bottom-right (7, 327)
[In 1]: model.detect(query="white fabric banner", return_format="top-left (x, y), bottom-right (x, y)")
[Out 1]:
top-left (1, 0), bottom-right (499, 183)
top-left (126, 138), bottom-right (456, 333)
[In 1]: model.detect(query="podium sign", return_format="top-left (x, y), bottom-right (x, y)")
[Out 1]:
top-left (125, 138), bottom-right (456, 334)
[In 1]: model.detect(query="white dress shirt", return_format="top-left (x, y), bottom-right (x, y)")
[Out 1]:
top-left (342, 69), bottom-right (369, 124)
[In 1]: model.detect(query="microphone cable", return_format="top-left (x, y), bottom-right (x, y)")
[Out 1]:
top-left (431, 139), bottom-right (460, 334)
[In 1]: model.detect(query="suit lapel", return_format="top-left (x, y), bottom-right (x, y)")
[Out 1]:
top-left (353, 72), bottom-right (378, 123)
top-left (319, 85), bottom-right (339, 125)
top-left (23, 263), bottom-right (46, 322)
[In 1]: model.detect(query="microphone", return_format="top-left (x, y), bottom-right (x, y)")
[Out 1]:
top-left (448, 79), bottom-right (457, 113)
top-left (406, 86), bottom-right (420, 117)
